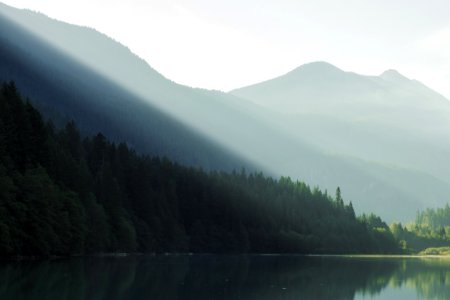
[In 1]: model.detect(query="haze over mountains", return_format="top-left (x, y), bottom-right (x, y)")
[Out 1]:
top-left (1, 2), bottom-right (449, 221)
top-left (0, 2), bottom-right (254, 172)
top-left (231, 62), bottom-right (450, 219)
top-left (231, 62), bottom-right (450, 193)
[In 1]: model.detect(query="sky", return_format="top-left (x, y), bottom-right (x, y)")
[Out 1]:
top-left (3, 0), bottom-right (450, 99)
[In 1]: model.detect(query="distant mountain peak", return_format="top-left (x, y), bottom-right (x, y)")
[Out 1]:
top-left (284, 61), bottom-right (344, 79)
top-left (292, 61), bottom-right (342, 72)
top-left (379, 69), bottom-right (410, 83)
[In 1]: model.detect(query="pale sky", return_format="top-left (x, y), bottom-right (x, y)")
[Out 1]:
top-left (3, 0), bottom-right (450, 99)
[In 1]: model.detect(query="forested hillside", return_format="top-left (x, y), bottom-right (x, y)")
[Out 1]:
top-left (0, 4), bottom-right (251, 171)
top-left (0, 82), bottom-right (399, 256)
top-left (2, 3), bottom-right (448, 222)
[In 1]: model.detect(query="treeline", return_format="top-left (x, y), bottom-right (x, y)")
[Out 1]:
top-left (390, 205), bottom-right (450, 252)
top-left (0, 81), bottom-right (399, 256)
top-left (416, 205), bottom-right (450, 232)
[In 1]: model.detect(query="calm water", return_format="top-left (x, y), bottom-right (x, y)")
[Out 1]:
top-left (0, 255), bottom-right (449, 300)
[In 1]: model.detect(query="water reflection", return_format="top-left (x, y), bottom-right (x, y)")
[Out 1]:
top-left (0, 255), bottom-right (450, 300)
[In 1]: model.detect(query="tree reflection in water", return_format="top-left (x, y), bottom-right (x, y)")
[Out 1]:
top-left (0, 255), bottom-right (449, 300)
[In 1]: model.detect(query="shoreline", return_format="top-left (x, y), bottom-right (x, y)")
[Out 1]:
top-left (2, 252), bottom-right (450, 262)
top-left (307, 254), bottom-right (450, 259)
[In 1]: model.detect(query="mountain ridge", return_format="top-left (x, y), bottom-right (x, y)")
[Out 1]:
top-left (0, 4), bottom-right (256, 171)
top-left (229, 59), bottom-right (450, 217)
top-left (1, 2), bottom-right (450, 221)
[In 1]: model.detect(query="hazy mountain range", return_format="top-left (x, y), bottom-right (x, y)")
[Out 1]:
top-left (1, 2), bottom-right (449, 221)
top-left (232, 62), bottom-right (450, 182)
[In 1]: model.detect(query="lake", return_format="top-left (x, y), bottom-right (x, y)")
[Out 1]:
top-left (0, 255), bottom-right (449, 299)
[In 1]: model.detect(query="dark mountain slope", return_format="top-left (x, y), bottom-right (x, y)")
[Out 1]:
top-left (0, 82), bottom-right (399, 255)
top-left (1, 4), bottom-right (448, 221)
top-left (0, 5), bottom-right (250, 171)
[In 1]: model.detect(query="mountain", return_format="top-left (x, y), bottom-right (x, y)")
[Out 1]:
top-left (0, 2), bottom-right (257, 171)
top-left (231, 61), bottom-right (450, 116)
top-left (0, 82), bottom-right (399, 255)
top-left (1, 3), bottom-right (448, 221)
top-left (231, 62), bottom-right (450, 217)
